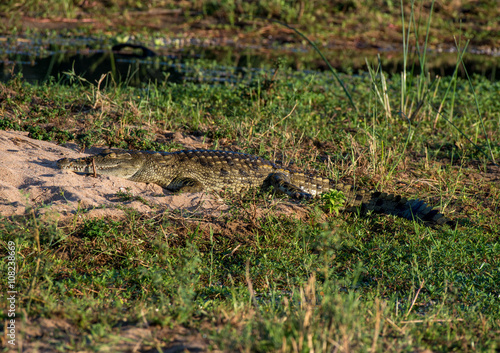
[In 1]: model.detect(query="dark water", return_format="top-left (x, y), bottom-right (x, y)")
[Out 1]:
top-left (0, 36), bottom-right (498, 86)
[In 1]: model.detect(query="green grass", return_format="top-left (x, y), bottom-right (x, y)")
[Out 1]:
top-left (1, 1), bottom-right (500, 351)
top-left (1, 207), bottom-right (499, 351)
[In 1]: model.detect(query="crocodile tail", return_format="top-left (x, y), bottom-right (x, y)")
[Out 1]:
top-left (334, 183), bottom-right (449, 225)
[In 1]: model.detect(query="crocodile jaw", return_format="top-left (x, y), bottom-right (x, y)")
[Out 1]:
top-left (57, 152), bottom-right (145, 179)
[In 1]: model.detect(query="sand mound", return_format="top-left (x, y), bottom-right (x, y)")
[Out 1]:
top-left (0, 130), bottom-right (228, 221)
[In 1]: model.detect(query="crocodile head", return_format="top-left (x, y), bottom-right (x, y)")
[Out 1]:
top-left (57, 152), bottom-right (146, 179)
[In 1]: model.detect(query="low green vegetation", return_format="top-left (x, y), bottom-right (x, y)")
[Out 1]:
top-left (1, 0), bottom-right (500, 351)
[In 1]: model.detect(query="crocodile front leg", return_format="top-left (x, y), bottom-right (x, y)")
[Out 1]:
top-left (166, 177), bottom-right (205, 193)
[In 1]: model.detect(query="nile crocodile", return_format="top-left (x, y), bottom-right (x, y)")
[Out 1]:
top-left (57, 149), bottom-right (449, 225)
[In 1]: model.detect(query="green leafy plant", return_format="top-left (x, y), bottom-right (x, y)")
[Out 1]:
top-left (321, 189), bottom-right (346, 215)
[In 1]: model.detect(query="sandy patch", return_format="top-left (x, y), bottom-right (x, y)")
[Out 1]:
top-left (0, 130), bottom-right (228, 221)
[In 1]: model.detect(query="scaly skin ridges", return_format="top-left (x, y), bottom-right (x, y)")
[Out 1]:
top-left (57, 149), bottom-right (449, 225)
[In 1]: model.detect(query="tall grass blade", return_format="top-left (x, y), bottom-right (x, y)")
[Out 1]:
top-left (457, 42), bottom-right (497, 164)
top-left (272, 19), bottom-right (358, 114)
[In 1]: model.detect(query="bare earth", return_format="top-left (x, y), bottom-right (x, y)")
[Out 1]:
top-left (17, 316), bottom-right (215, 353)
top-left (0, 130), bottom-right (229, 221)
